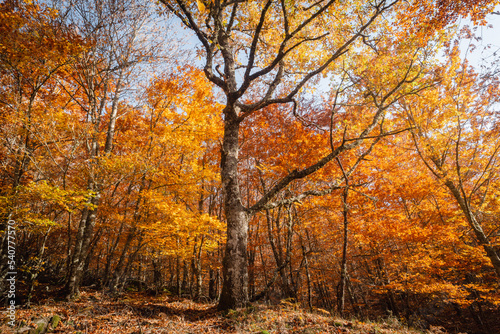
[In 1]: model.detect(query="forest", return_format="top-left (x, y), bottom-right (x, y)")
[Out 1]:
top-left (1, 0), bottom-right (499, 333)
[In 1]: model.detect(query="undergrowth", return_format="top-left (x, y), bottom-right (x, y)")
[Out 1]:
top-left (1, 289), bottom-right (449, 334)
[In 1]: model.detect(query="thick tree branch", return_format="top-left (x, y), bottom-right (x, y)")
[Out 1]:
top-left (238, 1), bottom-right (396, 119)
top-left (251, 124), bottom-right (384, 213)
top-left (250, 52), bottom-right (425, 213)
top-left (242, 0), bottom-right (273, 84)
top-left (236, 0), bottom-right (339, 99)
top-left (160, 0), bottom-right (227, 90)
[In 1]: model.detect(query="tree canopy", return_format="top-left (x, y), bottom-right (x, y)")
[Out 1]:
top-left (1, 0), bottom-right (499, 332)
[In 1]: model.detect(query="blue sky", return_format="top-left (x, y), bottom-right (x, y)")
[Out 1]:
top-left (458, 11), bottom-right (500, 70)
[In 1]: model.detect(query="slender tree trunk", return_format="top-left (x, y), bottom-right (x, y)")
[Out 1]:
top-left (109, 228), bottom-right (135, 292)
top-left (301, 240), bottom-right (313, 310)
top-left (117, 239), bottom-right (143, 291)
top-left (192, 238), bottom-right (203, 299)
top-left (176, 256), bottom-right (181, 296)
top-left (102, 222), bottom-right (125, 288)
top-left (83, 227), bottom-right (102, 278)
top-left (248, 247), bottom-right (256, 301)
top-left (65, 213), bottom-right (72, 278)
top-left (209, 267), bottom-right (216, 300)
top-left (26, 228), bottom-right (51, 307)
top-left (182, 259), bottom-right (189, 295)
top-left (65, 193), bottom-right (99, 299)
top-left (209, 264), bottom-right (219, 301)
top-left (336, 157), bottom-right (350, 315)
top-left (285, 206), bottom-right (297, 300)
top-left (444, 180), bottom-right (500, 278)
top-left (168, 258), bottom-right (174, 291)
top-left (337, 187), bottom-right (349, 315)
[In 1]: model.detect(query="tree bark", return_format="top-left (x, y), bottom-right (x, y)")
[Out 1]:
top-left (158, 0), bottom-right (399, 311)
top-left (444, 180), bottom-right (500, 278)
top-left (192, 238), bottom-right (203, 299)
top-left (65, 193), bottom-right (99, 299)
top-left (337, 159), bottom-right (349, 315)
top-left (218, 109), bottom-right (250, 310)
top-left (209, 264), bottom-right (220, 301)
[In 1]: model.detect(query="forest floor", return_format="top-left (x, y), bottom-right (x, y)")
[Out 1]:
top-left (1, 288), bottom-right (449, 334)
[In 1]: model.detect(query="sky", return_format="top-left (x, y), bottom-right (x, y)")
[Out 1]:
top-left (457, 11), bottom-right (500, 71)
top-left (165, 4), bottom-right (500, 106)
top-left (170, 5), bottom-right (500, 75)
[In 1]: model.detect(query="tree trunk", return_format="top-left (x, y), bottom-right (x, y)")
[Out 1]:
top-left (26, 228), bottom-right (51, 307)
top-left (444, 180), bottom-right (500, 279)
top-left (109, 227), bottom-right (136, 292)
top-left (302, 242), bottom-right (313, 310)
top-left (209, 265), bottom-right (219, 301)
top-left (182, 259), bottom-right (189, 295)
top-left (102, 222), bottom-right (125, 288)
top-left (192, 239), bottom-right (203, 299)
top-left (176, 256), bottom-right (181, 296)
top-left (248, 247), bottom-right (256, 301)
top-left (337, 186), bottom-right (349, 315)
top-left (218, 110), bottom-right (249, 310)
top-left (65, 194), bottom-right (99, 299)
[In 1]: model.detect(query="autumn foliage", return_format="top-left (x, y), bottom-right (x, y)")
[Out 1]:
top-left (1, 0), bottom-right (499, 333)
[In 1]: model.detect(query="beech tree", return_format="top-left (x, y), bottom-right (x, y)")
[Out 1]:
top-left (0, 0), bottom-right (83, 296)
top-left (55, 0), bottom-right (165, 299)
top-left (157, 0), bottom-right (498, 310)
top-left (404, 51), bottom-right (500, 279)
top-left (3, 1), bottom-right (500, 327)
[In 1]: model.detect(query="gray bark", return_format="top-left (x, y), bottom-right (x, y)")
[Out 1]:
top-left (160, 0), bottom-right (401, 311)
top-left (63, 0), bottom-right (152, 299)
top-left (218, 109), bottom-right (250, 309)
top-left (444, 180), bottom-right (500, 278)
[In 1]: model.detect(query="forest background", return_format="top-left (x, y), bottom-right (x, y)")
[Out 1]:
top-left (1, 0), bottom-right (500, 333)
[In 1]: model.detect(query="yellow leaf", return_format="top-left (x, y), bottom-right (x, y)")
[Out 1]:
top-left (197, 0), bottom-right (206, 13)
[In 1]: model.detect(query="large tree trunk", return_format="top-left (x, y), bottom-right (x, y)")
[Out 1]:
top-left (218, 110), bottom-right (250, 310)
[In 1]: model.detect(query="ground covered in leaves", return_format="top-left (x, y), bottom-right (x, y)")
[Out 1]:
top-left (2, 289), bottom-right (449, 334)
